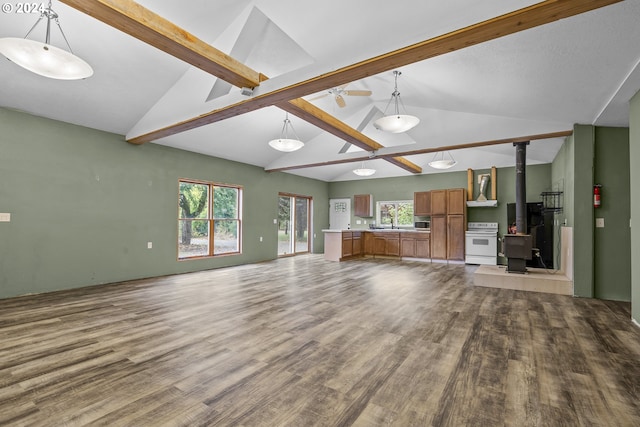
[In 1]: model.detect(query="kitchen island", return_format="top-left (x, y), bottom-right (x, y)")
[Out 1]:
top-left (322, 229), bottom-right (431, 262)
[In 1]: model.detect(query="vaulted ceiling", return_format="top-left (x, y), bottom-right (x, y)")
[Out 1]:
top-left (1, 0), bottom-right (639, 181)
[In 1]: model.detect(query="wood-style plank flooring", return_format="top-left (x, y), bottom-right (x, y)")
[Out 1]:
top-left (1, 255), bottom-right (639, 426)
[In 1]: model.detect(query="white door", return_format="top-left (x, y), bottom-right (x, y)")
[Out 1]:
top-left (329, 198), bottom-right (351, 230)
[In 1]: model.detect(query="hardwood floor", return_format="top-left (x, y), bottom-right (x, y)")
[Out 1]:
top-left (1, 255), bottom-right (639, 426)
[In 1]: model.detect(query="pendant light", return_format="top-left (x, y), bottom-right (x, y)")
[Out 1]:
top-left (0, 1), bottom-right (93, 80)
top-left (268, 112), bottom-right (304, 152)
top-left (428, 151), bottom-right (457, 169)
top-left (353, 161), bottom-right (376, 177)
top-left (373, 70), bottom-right (419, 133)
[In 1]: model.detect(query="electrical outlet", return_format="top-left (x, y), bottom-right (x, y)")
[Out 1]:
top-left (595, 218), bottom-right (604, 228)
top-left (147, 241), bottom-right (153, 249)
top-left (260, 236), bottom-right (263, 242)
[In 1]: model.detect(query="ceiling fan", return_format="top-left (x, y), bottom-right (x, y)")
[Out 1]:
top-left (309, 85), bottom-right (372, 108)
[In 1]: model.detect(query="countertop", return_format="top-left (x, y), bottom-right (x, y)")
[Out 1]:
top-left (322, 229), bottom-right (430, 233)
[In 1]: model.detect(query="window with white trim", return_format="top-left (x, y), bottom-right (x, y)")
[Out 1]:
top-left (178, 180), bottom-right (242, 259)
top-left (376, 200), bottom-right (414, 228)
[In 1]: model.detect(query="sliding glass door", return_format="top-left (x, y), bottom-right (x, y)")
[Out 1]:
top-left (278, 194), bottom-right (311, 256)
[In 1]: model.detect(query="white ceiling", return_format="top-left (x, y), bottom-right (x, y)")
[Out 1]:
top-left (1, 0), bottom-right (639, 182)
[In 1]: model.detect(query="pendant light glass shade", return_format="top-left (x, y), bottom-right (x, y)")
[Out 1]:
top-left (268, 112), bottom-right (304, 152)
top-left (373, 114), bottom-right (420, 134)
top-left (428, 151), bottom-right (457, 169)
top-left (373, 70), bottom-right (419, 133)
top-left (0, 38), bottom-right (93, 80)
top-left (0, 1), bottom-right (93, 80)
top-left (353, 161), bottom-right (376, 177)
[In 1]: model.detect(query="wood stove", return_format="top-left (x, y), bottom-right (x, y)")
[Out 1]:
top-left (502, 234), bottom-right (532, 273)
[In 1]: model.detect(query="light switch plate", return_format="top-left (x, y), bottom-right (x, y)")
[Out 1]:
top-left (595, 218), bottom-right (604, 228)
top-left (0, 213), bottom-right (10, 222)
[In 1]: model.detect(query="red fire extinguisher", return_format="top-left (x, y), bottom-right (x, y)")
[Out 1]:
top-left (594, 184), bottom-right (602, 208)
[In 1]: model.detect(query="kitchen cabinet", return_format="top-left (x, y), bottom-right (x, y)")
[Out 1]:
top-left (447, 215), bottom-right (466, 260)
top-left (401, 236), bottom-right (416, 257)
top-left (401, 232), bottom-right (431, 258)
top-left (385, 234), bottom-right (400, 256)
top-left (431, 190), bottom-right (447, 215)
top-left (430, 216), bottom-right (447, 260)
top-left (374, 236), bottom-right (387, 255)
top-left (430, 188), bottom-right (466, 261)
top-left (364, 232), bottom-right (374, 254)
top-left (416, 235), bottom-right (431, 258)
top-left (413, 191), bottom-right (431, 216)
top-left (341, 231), bottom-right (364, 258)
top-left (352, 231), bottom-right (362, 256)
top-left (363, 232), bottom-right (400, 256)
top-left (342, 232), bottom-right (353, 257)
top-left (447, 188), bottom-right (466, 215)
top-left (354, 194), bottom-right (373, 217)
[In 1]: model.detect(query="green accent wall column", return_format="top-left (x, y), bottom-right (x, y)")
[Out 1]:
top-left (573, 124), bottom-right (595, 298)
top-left (630, 90), bottom-right (640, 324)
top-left (593, 127), bottom-right (631, 301)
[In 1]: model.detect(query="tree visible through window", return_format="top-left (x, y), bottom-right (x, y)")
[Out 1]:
top-left (178, 180), bottom-right (242, 259)
top-left (376, 201), bottom-right (414, 228)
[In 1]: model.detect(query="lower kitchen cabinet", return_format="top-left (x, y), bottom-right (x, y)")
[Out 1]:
top-left (363, 232), bottom-right (400, 256)
top-left (401, 236), bottom-right (416, 257)
top-left (415, 235), bottom-right (431, 258)
top-left (385, 234), bottom-right (400, 256)
top-left (338, 230), bottom-right (430, 259)
top-left (374, 237), bottom-right (386, 255)
top-left (352, 231), bottom-right (362, 256)
top-left (364, 232), bottom-right (374, 254)
top-left (447, 215), bottom-right (466, 260)
top-left (400, 232), bottom-right (430, 259)
top-left (431, 216), bottom-right (447, 260)
top-left (342, 232), bottom-right (353, 257)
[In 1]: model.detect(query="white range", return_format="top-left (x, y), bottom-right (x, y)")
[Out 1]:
top-left (465, 222), bottom-right (499, 265)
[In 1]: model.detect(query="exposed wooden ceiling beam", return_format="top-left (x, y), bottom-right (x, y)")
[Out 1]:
top-left (278, 99), bottom-right (422, 174)
top-left (60, 0), bottom-right (421, 172)
top-left (59, 0), bottom-right (263, 89)
top-left (111, 0), bottom-right (622, 143)
top-left (264, 130), bottom-right (573, 173)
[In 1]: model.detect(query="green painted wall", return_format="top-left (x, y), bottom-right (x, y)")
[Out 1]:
top-left (572, 124), bottom-right (596, 297)
top-left (0, 108), bottom-right (329, 299)
top-left (552, 125), bottom-right (632, 301)
top-left (630, 91), bottom-right (640, 323)
top-left (551, 134), bottom-right (574, 270)
top-left (551, 135), bottom-right (575, 270)
top-left (328, 163), bottom-right (553, 264)
top-left (593, 127), bottom-right (631, 301)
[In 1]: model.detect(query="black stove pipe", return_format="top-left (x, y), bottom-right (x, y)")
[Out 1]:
top-left (514, 142), bottom-right (529, 234)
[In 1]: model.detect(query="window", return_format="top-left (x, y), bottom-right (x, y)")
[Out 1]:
top-left (178, 180), bottom-right (242, 259)
top-left (376, 200), bottom-right (414, 228)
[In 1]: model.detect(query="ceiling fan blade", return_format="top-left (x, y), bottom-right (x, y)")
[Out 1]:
top-left (343, 90), bottom-right (372, 97)
top-left (308, 93), bottom-right (330, 101)
top-left (335, 95), bottom-right (346, 108)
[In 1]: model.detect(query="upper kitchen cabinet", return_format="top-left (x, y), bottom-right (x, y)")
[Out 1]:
top-left (414, 191), bottom-right (431, 216)
top-left (447, 188), bottom-right (466, 215)
top-left (354, 194), bottom-right (373, 217)
top-left (431, 190), bottom-right (447, 216)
